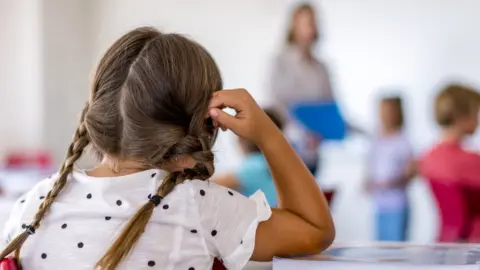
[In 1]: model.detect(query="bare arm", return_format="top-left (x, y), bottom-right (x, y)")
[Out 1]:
top-left (253, 130), bottom-right (335, 260)
top-left (212, 173), bottom-right (240, 190)
top-left (209, 89), bottom-right (335, 261)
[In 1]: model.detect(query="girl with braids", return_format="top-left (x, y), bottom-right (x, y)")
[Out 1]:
top-left (1, 27), bottom-right (334, 269)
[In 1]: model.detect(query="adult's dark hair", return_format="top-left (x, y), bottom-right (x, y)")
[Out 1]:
top-left (0, 27), bottom-right (222, 269)
top-left (286, 3), bottom-right (319, 44)
top-left (264, 108), bottom-right (284, 130)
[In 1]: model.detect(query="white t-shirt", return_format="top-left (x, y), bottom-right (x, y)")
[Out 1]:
top-left (368, 132), bottom-right (413, 210)
top-left (3, 169), bottom-right (271, 270)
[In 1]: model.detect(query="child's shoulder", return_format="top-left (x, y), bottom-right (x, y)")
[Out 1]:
top-left (15, 173), bottom-right (58, 204)
top-left (182, 179), bottom-right (268, 214)
top-left (184, 179), bottom-right (246, 199)
top-left (23, 173), bottom-right (61, 201)
top-left (3, 174), bottom-right (58, 242)
top-left (374, 132), bottom-right (411, 146)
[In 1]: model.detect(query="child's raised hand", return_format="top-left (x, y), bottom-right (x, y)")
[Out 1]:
top-left (208, 89), bottom-right (280, 145)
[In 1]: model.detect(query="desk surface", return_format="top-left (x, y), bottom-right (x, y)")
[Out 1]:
top-left (274, 242), bottom-right (480, 267)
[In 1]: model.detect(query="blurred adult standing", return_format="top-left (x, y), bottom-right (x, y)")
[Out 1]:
top-left (270, 3), bottom-right (332, 175)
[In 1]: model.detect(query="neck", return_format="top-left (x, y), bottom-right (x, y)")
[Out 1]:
top-left (88, 156), bottom-right (195, 178)
top-left (442, 128), bottom-right (464, 143)
top-left (381, 126), bottom-right (399, 136)
top-left (93, 158), bottom-right (148, 177)
top-left (294, 42), bottom-right (312, 56)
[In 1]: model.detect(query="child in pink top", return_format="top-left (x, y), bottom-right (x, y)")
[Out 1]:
top-left (420, 84), bottom-right (480, 187)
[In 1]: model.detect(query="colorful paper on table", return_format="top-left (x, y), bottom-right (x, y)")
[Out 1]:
top-left (290, 101), bottom-right (346, 141)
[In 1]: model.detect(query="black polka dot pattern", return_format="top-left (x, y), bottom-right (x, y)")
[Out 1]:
top-left (241, 240), bottom-right (243, 244)
top-left (24, 174), bottom-right (235, 268)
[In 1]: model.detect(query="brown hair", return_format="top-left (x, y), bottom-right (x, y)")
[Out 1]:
top-left (435, 84), bottom-right (480, 127)
top-left (242, 108), bottom-right (284, 153)
top-left (0, 27), bottom-right (222, 269)
top-left (287, 3), bottom-right (319, 44)
top-left (380, 96), bottom-right (404, 129)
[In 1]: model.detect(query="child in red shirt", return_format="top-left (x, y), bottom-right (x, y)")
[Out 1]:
top-left (420, 84), bottom-right (480, 187)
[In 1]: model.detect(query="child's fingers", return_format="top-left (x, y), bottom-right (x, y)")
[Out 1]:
top-left (209, 89), bottom-right (247, 112)
top-left (209, 108), bottom-right (239, 131)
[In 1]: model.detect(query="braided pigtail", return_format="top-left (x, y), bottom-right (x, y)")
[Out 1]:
top-left (96, 134), bottom-right (215, 269)
top-left (0, 104), bottom-right (90, 262)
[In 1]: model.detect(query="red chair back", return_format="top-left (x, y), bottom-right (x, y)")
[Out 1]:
top-left (427, 179), bottom-right (468, 242)
top-left (0, 257), bottom-right (18, 270)
top-left (212, 258), bottom-right (225, 270)
top-left (5, 151), bottom-right (52, 169)
top-left (323, 190), bottom-right (335, 206)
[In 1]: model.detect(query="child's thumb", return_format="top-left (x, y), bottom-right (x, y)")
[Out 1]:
top-left (209, 108), bottom-right (238, 131)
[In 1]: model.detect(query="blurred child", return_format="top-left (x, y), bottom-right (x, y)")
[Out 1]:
top-left (420, 84), bottom-right (480, 187)
top-left (214, 108), bottom-right (283, 206)
top-left (365, 96), bottom-right (416, 242)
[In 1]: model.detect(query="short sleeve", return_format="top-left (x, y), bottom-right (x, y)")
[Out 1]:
top-left (192, 181), bottom-right (271, 270)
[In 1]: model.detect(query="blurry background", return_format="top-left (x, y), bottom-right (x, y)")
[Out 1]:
top-left (1, 0), bottom-right (480, 244)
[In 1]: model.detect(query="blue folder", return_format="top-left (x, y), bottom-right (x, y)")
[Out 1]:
top-left (290, 101), bottom-right (346, 141)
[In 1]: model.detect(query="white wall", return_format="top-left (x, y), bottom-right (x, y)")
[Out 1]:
top-left (41, 0), bottom-right (94, 163)
top-left (0, 0), bottom-right (93, 162)
top-left (0, 1), bottom-right (42, 157)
